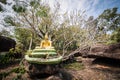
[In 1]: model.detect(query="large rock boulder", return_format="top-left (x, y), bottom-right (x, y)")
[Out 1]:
top-left (88, 43), bottom-right (120, 59)
top-left (0, 36), bottom-right (16, 52)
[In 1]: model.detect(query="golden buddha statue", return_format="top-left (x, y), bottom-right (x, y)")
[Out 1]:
top-left (40, 33), bottom-right (53, 49)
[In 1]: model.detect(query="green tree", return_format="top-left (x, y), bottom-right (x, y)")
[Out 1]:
top-left (0, 0), bottom-right (7, 4)
top-left (97, 7), bottom-right (120, 43)
top-left (0, 5), bottom-right (3, 11)
top-left (110, 28), bottom-right (120, 43)
top-left (0, 29), bottom-right (10, 37)
top-left (2, 0), bottom-right (52, 50)
top-left (2, 0), bottom-right (51, 38)
top-left (0, 0), bottom-right (7, 11)
top-left (14, 28), bottom-right (38, 51)
top-left (98, 7), bottom-right (120, 31)
top-left (1, 0), bottom-right (108, 55)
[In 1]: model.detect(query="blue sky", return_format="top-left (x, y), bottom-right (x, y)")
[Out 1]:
top-left (44, 0), bottom-right (120, 18)
top-left (0, 0), bottom-right (120, 31)
top-left (1, 0), bottom-right (120, 18)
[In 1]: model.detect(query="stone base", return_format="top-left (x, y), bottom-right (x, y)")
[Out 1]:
top-left (24, 60), bottom-right (61, 77)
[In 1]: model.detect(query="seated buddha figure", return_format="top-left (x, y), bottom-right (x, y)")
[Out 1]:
top-left (40, 33), bottom-right (53, 49)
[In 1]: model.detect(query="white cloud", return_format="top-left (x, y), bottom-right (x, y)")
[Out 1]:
top-left (77, 0), bottom-right (88, 10)
top-left (92, 0), bottom-right (99, 6)
top-left (44, 0), bottom-right (100, 17)
top-left (58, 0), bottom-right (69, 13)
top-left (43, 0), bottom-right (69, 14)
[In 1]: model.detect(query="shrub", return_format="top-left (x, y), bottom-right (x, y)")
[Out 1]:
top-left (64, 62), bottom-right (84, 70)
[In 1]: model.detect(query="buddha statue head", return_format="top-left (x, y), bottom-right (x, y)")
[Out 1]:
top-left (44, 33), bottom-right (48, 40)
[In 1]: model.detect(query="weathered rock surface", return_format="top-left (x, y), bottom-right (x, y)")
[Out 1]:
top-left (63, 43), bottom-right (120, 63)
top-left (88, 43), bottom-right (120, 59)
top-left (0, 36), bottom-right (16, 52)
top-left (23, 60), bottom-right (61, 77)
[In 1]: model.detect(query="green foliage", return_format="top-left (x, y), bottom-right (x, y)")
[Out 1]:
top-left (3, 0), bottom-right (117, 56)
top-left (0, 0), bottom-right (6, 12)
top-left (14, 28), bottom-right (38, 51)
top-left (0, 0), bottom-right (7, 4)
top-left (0, 52), bottom-right (14, 64)
top-left (0, 48), bottom-right (22, 64)
top-left (64, 62), bottom-right (84, 70)
top-left (0, 30), bottom-right (10, 36)
top-left (0, 5), bottom-right (3, 11)
top-left (0, 72), bottom-right (10, 79)
top-left (30, 0), bottom-right (40, 8)
top-left (12, 5), bottom-right (26, 13)
top-left (0, 67), bottom-right (26, 79)
top-left (15, 28), bottom-right (32, 51)
top-left (4, 16), bottom-right (20, 26)
top-left (110, 28), bottom-right (120, 43)
top-left (0, 53), bottom-right (10, 64)
top-left (12, 67), bottom-right (26, 74)
top-left (9, 47), bottom-right (22, 57)
top-left (36, 10), bottom-right (48, 17)
top-left (96, 7), bottom-right (120, 44)
top-left (99, 7), bottom-right (117, 20)
top-left (98, 7), bottom-right (120, 31)
top-left (30, 0), bottom-right (49, 17)
top-left (53, 26), bottom-right (79, 53)
top-left (4, 16), bottom-right (13, 25)
top-left (2, 0), bottom-right (51, 47)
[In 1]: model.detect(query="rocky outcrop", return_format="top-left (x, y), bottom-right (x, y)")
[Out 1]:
top-left (63, 43), bottom-right (120, 61)
top-left (88, 43), bottom-right (120, 59)
top-left (23, 60), bottom-right (62, 77)
top-left (0, 36), bottom-right (16, 52)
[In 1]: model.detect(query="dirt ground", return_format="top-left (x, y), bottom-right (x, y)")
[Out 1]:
top-left (1, 57), bottom-right (120, 80)
top-left (77, 58), bottom-right (120, 80)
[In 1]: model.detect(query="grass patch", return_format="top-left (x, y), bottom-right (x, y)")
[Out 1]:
top-left (0, 67), bottom-right (26, 80)
top-left (64, 62), bottom-right (84, 70)
top-left (11, 67), bottom-right (26, 74)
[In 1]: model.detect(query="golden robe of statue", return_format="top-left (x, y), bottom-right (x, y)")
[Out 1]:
top-left (40, 33), bottom-right (53, 49)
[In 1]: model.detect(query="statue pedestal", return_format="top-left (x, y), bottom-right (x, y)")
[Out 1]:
top-left (24, 60), bottom-right (61, 77)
